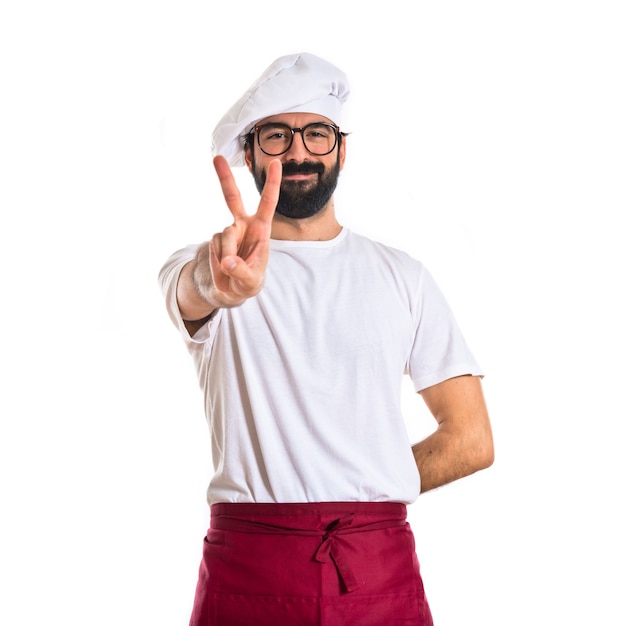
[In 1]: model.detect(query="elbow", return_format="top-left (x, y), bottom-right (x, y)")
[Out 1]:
top-left (476, 431), bottom-right (495, 471)
top-left (481, 446), bottom-right (495, 471)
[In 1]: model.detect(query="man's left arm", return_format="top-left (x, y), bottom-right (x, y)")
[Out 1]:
top-left (412, 375), bottom-right (494, 493)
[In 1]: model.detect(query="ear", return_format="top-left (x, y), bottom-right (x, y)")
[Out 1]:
top-left (244, 143), bottom-right (253, 172)
top-left (338, 134), bottom-right (347, 171)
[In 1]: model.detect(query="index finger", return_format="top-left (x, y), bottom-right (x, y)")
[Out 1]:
top-left (256, 159), bottom-right (282, 222)
top-left (213, 155), bottom-right (247, 220)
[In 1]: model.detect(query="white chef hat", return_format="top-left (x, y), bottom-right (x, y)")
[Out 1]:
top-left (211, 52), bottom-right (350, 166)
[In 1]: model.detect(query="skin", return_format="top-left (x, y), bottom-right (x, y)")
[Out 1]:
top-left (176, 112), bottom-right (494, 492)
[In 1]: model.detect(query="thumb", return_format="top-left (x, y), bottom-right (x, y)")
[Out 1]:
top-left (221, 256), bottom-right (238, 273)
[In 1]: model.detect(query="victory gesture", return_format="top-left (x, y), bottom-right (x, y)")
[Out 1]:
top-left (207, 155), bottom-right (282, 304)
top-left (176, 155), bottom-right (282, 323)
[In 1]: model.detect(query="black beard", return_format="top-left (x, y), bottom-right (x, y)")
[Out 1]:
top-left (252, 156), bottom-right (340, 219)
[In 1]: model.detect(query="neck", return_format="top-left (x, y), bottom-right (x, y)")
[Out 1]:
top-left (270, 202), bottom-right (342, 241)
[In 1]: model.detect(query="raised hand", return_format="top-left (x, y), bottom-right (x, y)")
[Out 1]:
top-left (193, 155), bottom-right (282, 309)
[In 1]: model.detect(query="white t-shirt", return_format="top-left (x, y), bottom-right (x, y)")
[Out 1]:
top-left (159, 228), bottom-right (483, 504)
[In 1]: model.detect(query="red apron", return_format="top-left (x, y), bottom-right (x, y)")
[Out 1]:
top-left (189, 502), bottom-right (433, 626)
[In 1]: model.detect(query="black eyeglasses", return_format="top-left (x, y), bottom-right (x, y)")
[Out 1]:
top-left (251, 122), bottom-right (342, 156)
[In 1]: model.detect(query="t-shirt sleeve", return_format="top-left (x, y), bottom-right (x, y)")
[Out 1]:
top-left (407, 266), bottom-right (484, 392)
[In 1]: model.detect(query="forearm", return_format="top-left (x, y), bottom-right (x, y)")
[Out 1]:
top-left (412, 427), bottom-right (493, 493)
top-left (176, 254), bottom-right (218, 322)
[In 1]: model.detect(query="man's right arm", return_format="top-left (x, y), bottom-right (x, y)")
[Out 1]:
top-left (173, 155), bottom-right (282, 335)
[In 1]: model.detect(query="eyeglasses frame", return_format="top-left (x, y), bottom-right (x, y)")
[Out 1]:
top-left (248, 122), bottom-right (347, 157)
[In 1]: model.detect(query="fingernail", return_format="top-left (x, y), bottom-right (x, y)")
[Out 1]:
top-left (224, 257), bottom-right (237, 272)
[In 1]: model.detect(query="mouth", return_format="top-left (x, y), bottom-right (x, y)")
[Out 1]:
top-left (282, 172), bottom-right (317, 181)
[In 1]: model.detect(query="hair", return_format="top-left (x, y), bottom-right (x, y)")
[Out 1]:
top-left (243, 131), bottom-right (254, 152)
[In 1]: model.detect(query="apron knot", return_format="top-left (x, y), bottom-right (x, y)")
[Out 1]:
top-left (314, 514), bottom-right (360, 593)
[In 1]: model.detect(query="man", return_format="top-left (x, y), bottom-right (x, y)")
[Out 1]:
top-left (159, 52), bottom-right (494, 626)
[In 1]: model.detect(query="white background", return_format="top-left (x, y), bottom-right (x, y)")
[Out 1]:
top-left (1, 1), bottom-right (625, 624)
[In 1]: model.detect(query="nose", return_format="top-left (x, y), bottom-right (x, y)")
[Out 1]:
top-left (283, 129), bottom-right (309, 159)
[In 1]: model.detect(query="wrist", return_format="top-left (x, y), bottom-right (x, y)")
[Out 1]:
top-left (191, 261), bottom-right (244, 310)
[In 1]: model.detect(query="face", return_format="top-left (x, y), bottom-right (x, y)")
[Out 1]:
top-left (245, 112), bottom-right (346, 219)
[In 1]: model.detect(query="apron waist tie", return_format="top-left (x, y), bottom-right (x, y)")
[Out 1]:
top-left (212, 512), bottom-right (407, 593)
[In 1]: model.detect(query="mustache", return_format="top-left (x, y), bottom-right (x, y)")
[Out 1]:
top-left (281, 161), bottom-right (325, 176)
